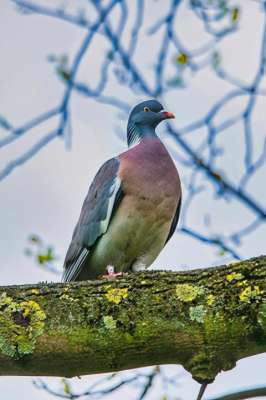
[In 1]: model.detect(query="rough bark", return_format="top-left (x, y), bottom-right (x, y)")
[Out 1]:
top-left (0, 255), bottom-right (266, 383)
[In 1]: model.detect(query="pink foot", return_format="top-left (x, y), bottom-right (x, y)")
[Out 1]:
top-left (102, 265), bottom-right (123, 279)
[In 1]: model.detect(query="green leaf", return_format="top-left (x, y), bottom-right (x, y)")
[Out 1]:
top-left (176, 52), bottom-right (188, 65)
top-left (217, 249), bottom-right (227, 257)
top-left (61, 378), bottom-right (71, 395)
top-left (57, 67), bottom-right (72, 82)
top-left (231, 7), bottom-right (240, 23)
top-left (28, 234), bottom-right (42, 245)
top-left (37, 250), bottom-right (55, 265)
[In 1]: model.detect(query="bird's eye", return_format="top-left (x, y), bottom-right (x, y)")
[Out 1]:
top-left (143, 107), bottom-right (150, 112)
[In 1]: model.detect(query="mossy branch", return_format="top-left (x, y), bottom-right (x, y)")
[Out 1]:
top-left (0, 255), bottom-right (266, 383)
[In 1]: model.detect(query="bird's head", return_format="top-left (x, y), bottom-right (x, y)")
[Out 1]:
top-left (127, 100), bottom-right (174, 146)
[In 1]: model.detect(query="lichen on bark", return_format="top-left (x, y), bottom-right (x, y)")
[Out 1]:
top-left (0, 255), bottom-right (265, 383)
top-left (0, 292), bottom-right (46, 358)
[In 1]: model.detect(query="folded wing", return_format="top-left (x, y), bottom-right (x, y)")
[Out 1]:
top-left (62, 157), bottom-right (123, 282)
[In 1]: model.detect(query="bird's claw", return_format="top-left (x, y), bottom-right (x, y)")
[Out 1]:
top-left (101, 265), bottom-right (123, 279)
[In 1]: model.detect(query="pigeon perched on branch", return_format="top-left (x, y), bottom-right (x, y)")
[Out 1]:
top-left (62, 100), bottom-right (182, 281)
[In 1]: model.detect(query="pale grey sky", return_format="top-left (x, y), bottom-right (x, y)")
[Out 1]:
top-left (0, 1), bottom-right (266, 399)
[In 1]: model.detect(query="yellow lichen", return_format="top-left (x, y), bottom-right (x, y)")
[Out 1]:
top-left (0, 293), bottom-right (13, 306)
top-left (60, 294), bottom-right (70, 300)
top-left (59, 293), bottom-right (78, 303)
top-left (175, 284), bottom-right (203, 302)
top-left (30, 289), bottom-right (40, 295)
top-left (105, 288), bottom-right (128, 304)
top-left (0, 293), bottom-right (46, 358)
top-left (239, 286), bottom-right (264, 302)
top-left (226, 272), bottom-right (244, 283)
top-left (207, 294), bottom-right (215, 306)
top-left (236, 279), bottom-right (248, 287)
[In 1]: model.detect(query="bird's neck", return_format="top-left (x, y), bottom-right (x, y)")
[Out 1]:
top-left (127, 123), bottom-right (157, 147)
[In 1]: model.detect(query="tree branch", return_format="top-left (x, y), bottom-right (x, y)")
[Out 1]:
top-left (208, 385), bottom-right (266, 400)
top-left (0, 255), bottom-right (266, 384)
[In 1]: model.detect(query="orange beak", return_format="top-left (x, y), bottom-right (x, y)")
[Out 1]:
top-left (163, 111), bottom-right (175, 119)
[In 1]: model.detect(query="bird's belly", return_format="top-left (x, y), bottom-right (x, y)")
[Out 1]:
top-left (88, 194), bottom-right (174, 276)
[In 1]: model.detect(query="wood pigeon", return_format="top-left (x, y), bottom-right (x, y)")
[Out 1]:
top-left (62, 100), bottom-right (182, 281)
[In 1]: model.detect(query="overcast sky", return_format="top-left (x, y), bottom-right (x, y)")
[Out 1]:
top-left (1, 1), bottom-right (266, 399)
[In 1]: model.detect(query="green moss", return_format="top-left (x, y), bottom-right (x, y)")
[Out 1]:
top-left (185, 352), bottom-right (217, 383)
top-left (124, 332), bottom-right (134, 343)
top-left (258, 302), bottom-right (266, 331)
top-left (105, 288), bottom-right (128, 304)
top-left (103, 316), bottom-right (117, 330)
top-left (175, 284), bottom-right (203, 302)
top-left (0, 292), bottom-right (46, 358)
top-left (189, 305), bottom-right (207, 323)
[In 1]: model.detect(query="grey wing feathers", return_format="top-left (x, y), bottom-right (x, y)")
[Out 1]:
top-left (62, 157), bottom-right (122, 282)
top-left (165, 196), bottom-right (182, 245)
